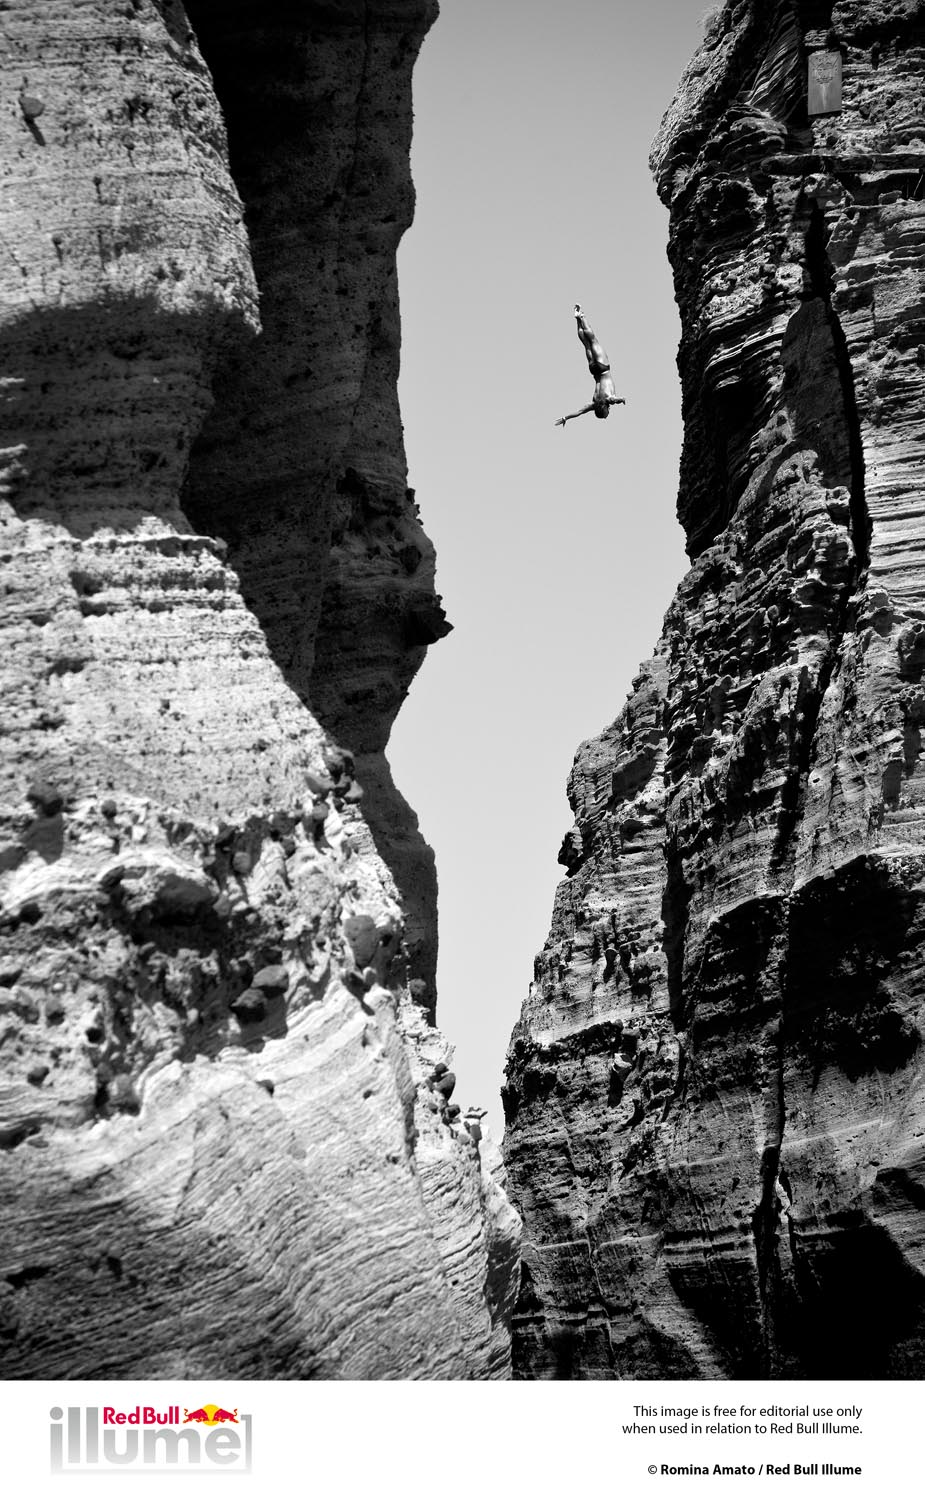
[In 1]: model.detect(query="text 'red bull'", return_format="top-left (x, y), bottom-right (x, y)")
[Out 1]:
top-left (103, 1407), bottom-right (181, 1425)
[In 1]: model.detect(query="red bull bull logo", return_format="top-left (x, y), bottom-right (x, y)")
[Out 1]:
top-left (184, 1404), bottom-right (239, 1425)
top-left (49, 1403), bottom-right (252, 1472)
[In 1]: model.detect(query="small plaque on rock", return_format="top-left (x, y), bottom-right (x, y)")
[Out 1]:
top-left (808, 50), bottom-right (842, 117)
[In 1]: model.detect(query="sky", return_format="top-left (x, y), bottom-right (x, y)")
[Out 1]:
top-left (392, 0), bottom-right (711, 1137)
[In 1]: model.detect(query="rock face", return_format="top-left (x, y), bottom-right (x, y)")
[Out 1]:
top-left (505, 0), bottom-right (925, 1379)
top-left (0, 0), bottom-right (518, 1379)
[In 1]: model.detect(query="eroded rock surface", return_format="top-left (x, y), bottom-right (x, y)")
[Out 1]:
top-left (0, 0), bottom-right (517, 1379)
top-left (505, 0), bottom-right (925, 1379)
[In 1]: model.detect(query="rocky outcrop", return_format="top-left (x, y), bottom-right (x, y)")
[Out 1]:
top-left (0, 0), bottom-right (518, 1379)
top-left (505, 0), bottom-right (925, 1379)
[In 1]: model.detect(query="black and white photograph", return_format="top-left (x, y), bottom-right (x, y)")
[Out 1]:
top-left (1, 0), bottom-right (923, 1491)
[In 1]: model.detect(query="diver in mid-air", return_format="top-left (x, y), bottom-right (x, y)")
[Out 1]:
top-left (555, 304), bottom-right (626, 427)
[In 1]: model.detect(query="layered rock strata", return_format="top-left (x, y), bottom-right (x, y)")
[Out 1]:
top-left (0, 0), bottom-right (518, 1379)
top-left (505, 0), bottom-right (925, 1379)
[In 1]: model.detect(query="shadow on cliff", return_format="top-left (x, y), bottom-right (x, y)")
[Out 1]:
top-left (177, 0), bottom-right (446, 1015)
top-left (0, 301), bottom-right (248, 539)
top-left (667, 857), bottom-right (925, 1378)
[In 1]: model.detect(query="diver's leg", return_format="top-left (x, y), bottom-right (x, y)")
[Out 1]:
top-left (586, 330), bottom-right (610, 374)
top-left (576, 311), bottom-right (609, 374)
top-left (575, 312), bottom-right (595, 367)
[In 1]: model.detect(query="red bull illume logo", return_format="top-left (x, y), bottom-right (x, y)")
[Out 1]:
top-left (49, 1403), bottom-right (253, 1471)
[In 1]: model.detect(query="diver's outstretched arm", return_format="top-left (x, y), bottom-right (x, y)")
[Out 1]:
top-left (555, 402), bottom-right (595, 427)
top-left (555, 396), bottom-right (626, 427)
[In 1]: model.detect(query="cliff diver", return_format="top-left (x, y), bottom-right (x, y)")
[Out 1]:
top-left (555, 304), bottom-right (626, 427)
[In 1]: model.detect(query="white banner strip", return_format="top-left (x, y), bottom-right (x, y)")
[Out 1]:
top-left (2, 1378), bottom-right (921, 1499)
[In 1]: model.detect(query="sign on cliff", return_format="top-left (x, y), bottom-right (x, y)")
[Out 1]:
top-left (808, 50), bottom-right (843, 117)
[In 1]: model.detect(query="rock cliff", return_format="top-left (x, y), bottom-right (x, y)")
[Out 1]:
top-left (505, 0), bottom-right (925, 1379)
top-left (0, 0), bottom-right (519, 1379)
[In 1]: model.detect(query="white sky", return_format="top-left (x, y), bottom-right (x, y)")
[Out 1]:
top-left (393, 0), bottom-right (710, 1135)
